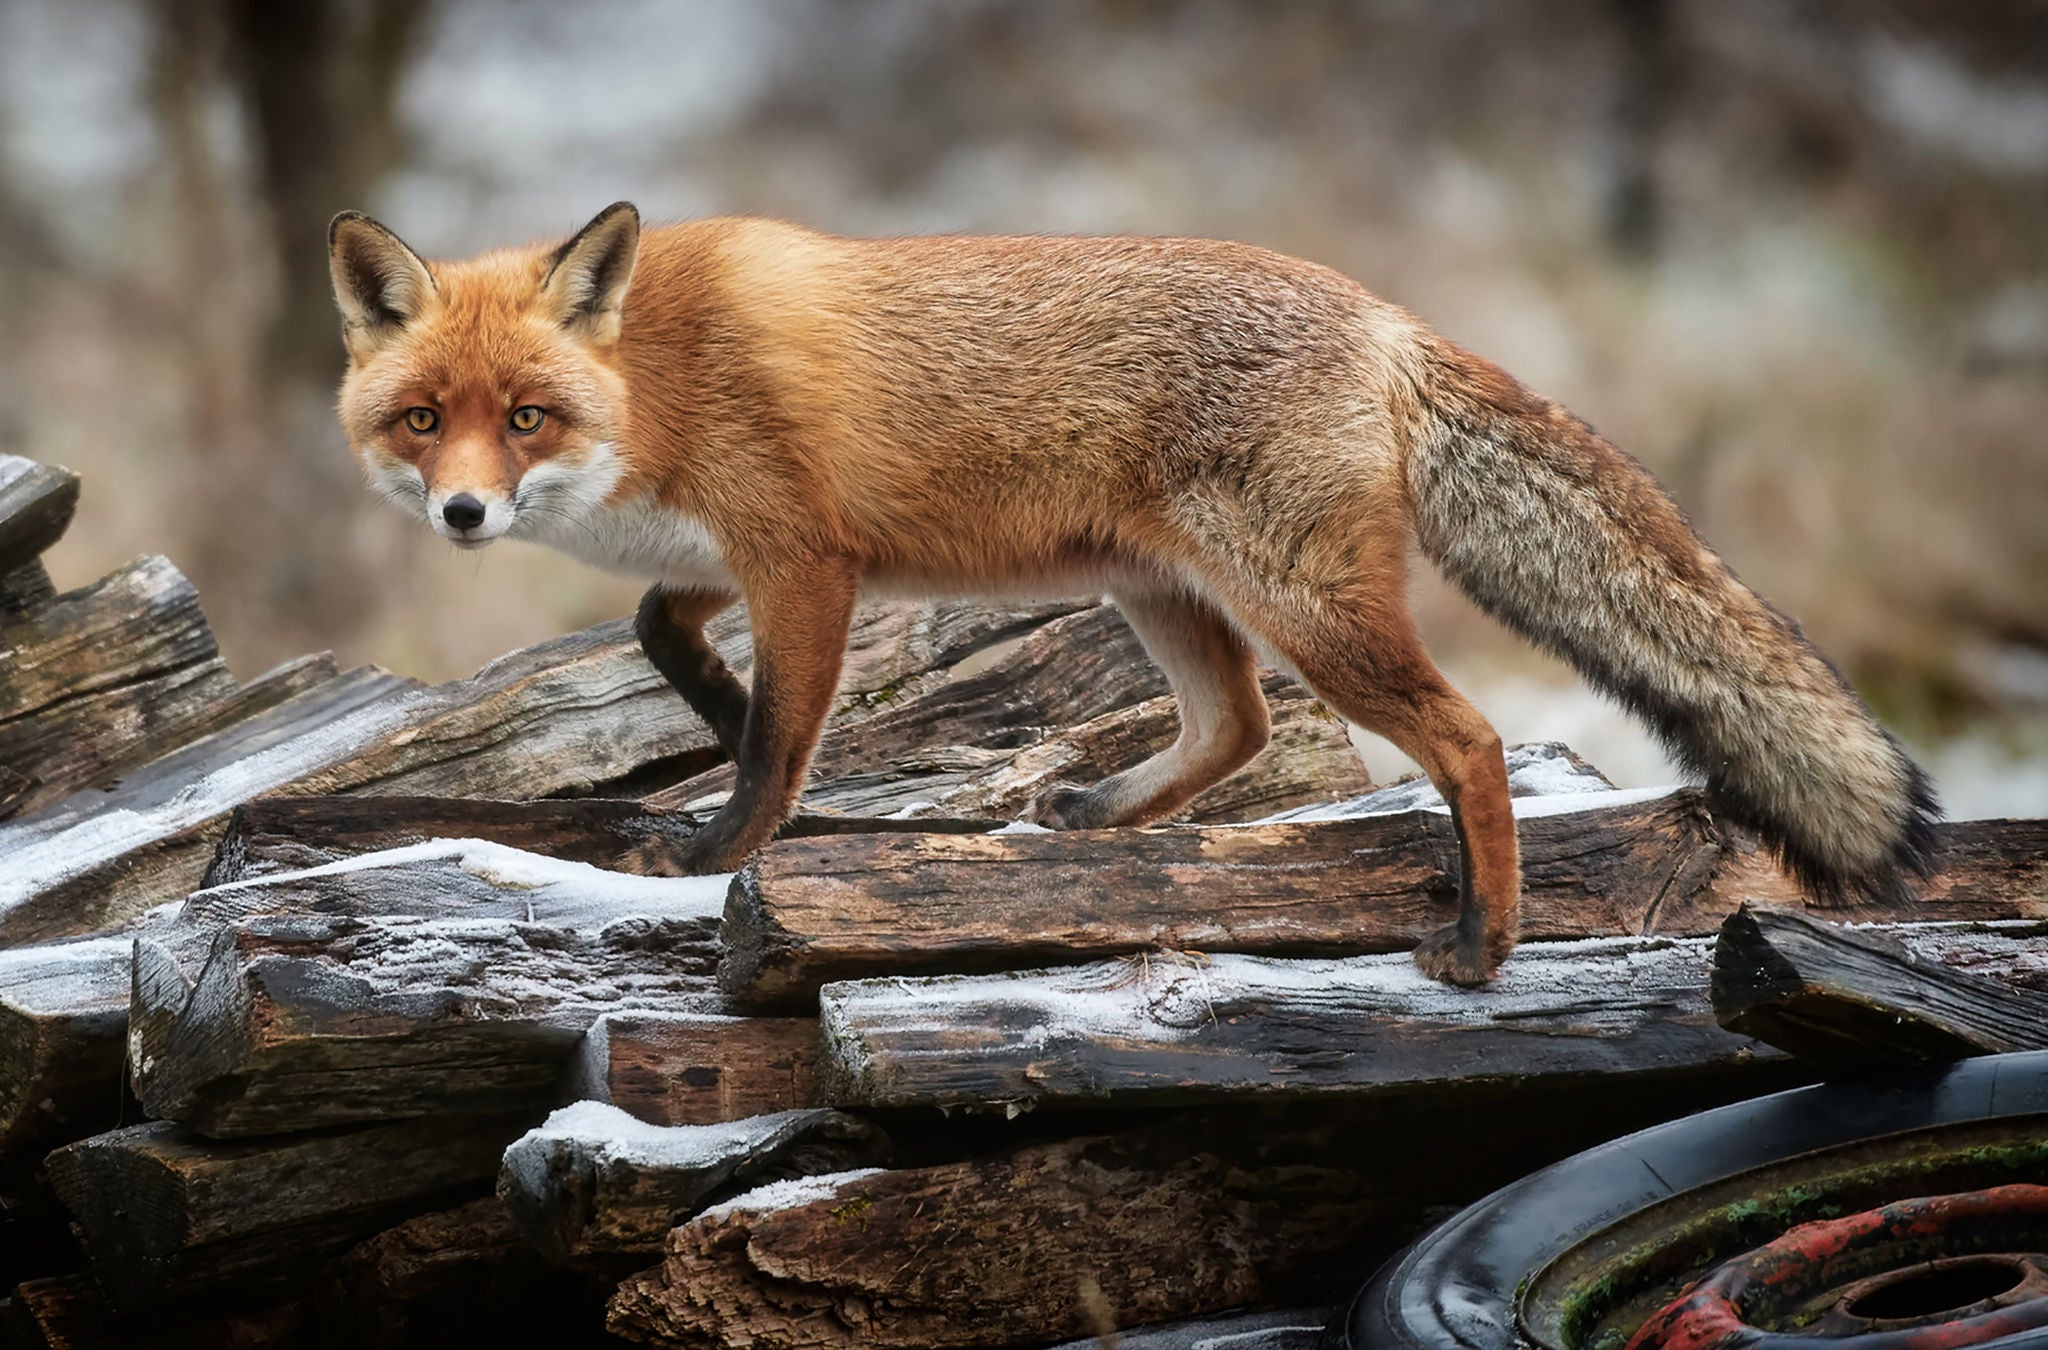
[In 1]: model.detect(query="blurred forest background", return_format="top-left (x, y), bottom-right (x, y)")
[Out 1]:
top-left (2, 0), bottom-right (2044, 814)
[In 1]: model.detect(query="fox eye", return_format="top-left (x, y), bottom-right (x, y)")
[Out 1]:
top-left (404, 407), bottom-right (438, 434)
top-left (509, 406), bottom-right (545, 434)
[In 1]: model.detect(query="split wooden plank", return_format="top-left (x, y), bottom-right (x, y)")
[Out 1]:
top-left (133, 846), bottom-right (732, 1136)
top-left (499, 1103), bottom-right (889, 1265)
top-left (44, 1113), bottom-right (530, 1310)
top-left (0, 937), bottom-right (135, 1159)
top-left (1712, 906), bottom-right (2048, 1070)
top-left (0, 557), bottom-right (238, 818)
top-left (0, 457), bottom-right (80, 576)
top-left (720, 775), bottom-right (1711, 1010)
top-left (653, 604), bottom-right (1174, 811)
top-left (791, 688), bottom-right (1371, 824)
top-left (817, 937), bottom-right (1759, 1110)
top-left (568, 1010), bottom-right (820, 1126)
top-left (198, 793), bottom-right (1002, 888)
top-left (606, 1126), bottom-right (1392, 1349)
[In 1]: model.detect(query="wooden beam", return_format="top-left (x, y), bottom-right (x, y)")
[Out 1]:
top-left (719, 783), bottom-right (1716, 1010)
top-left (568, 1010), bottom-right (820, 1126)
top-left (44, 1113), bottom-right (530, 1310)
top-left (817, 936), bottom-right (1765, 1110)
top-left (132, 845), bottom-right (732, 1135)
top-left (1711, 906), bottom-right (2048, 1070)
top-left (498, 1103), bottom-right (888, 1265)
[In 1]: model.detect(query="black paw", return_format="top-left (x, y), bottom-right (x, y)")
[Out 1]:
top-left (616, 834), bottom-right (728, 877)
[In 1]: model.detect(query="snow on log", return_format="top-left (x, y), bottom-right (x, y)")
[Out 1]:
top-left (720, 779), bottom-right (1715, 1010)
top-left (130, 843), bottom-right (731, 1136)
top-left (499, 1103), bottom-right (889, 1265)
top-left (816, 937), bottom-right (1764, 1110)
top-left (605, 1126), bottom-right (1390, 1349)
top-left (0, 937), bottom-right (135, 1156)
top-left (569, 1010), bottom-right (820, 1126)
top-left (44, 1113), bottom-right (531, 1310)
top-left (1712, 907), bottom-right (2048, 1069)
top-left (0, 666), bottom-right (414, 942)
top-left (199, 793), bottom-right (1002, 888)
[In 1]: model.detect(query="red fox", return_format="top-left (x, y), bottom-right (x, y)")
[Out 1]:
top-left (327, 202), bottom-right (1936, 986)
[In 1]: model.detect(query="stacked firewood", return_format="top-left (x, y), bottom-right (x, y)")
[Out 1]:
top-left (1, 452), bottom-right (2044, 1349)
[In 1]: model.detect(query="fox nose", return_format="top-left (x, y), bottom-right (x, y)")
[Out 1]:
top-left (442, 494), bottom-right (487, 531)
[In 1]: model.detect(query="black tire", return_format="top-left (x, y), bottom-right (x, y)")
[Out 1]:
top-left (1328, 1051), bottom-right (2048, 1350)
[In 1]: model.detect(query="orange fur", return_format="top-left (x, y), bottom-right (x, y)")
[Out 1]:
top-left (329, 204), bottom-right (1935, 988)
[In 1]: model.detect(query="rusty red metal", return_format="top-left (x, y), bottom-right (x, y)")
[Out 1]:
top-left (1626, 1184), bottom-right (2048, 1350)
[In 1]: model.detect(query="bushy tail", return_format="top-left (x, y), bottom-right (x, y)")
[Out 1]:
top-left (1407, 341), bottom-right (1938, 903)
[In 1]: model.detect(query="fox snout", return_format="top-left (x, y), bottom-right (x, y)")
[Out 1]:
top-left (426, 485), bottom-right (513, 548)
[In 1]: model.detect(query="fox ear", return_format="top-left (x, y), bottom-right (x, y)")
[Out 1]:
top-left (329, 212), bottom-right (435, 358)
top-left (542, 202), bottom-right (639, 344)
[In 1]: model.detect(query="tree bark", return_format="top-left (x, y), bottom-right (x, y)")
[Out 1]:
top-left (0, 938), bottom-right (135, 1158)
top-left (0, 456), bottom-right (80, 577)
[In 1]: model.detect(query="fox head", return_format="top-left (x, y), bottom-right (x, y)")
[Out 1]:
top-left (327, 202), bottom-right (640, 549)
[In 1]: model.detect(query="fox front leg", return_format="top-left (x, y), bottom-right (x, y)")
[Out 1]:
top-left (621, 566), bottom-right (857, 877)
top-left (635, 584), bottom-right (748, 757)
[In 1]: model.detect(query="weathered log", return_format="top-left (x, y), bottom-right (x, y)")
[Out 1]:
top-left (568, 1010), bottom-right (820, 1126)
top-left (1676, 814), bottom-right (2048, 926)
top-left (0, 598), bottom-right (1072, 944)
top-left (0, 457), bottom-right (80, 576)
top-left (606, 1126), bottom-right (1391, 1349)
top-left (332, 1196), bottom-right (609, 1347)
top-left (134, 847), bottom-right (730, 1135)
top-left (1712, 907), bottom-right (2048, 1070)
top-left (0, 938), bottom-right (134, 1158)
top-left (719, 777), bottom-right (1713, 1010)
top-left (789, 689), bottom-right (1371, 824)
top-left (0, 665), bottom-right (413, 943)
top-left (817, 937), bottom-right (1769, 1110)
top-left (44, 1113), bottom-right (530, 1310)
top-left (0, 557), bottom-right (236, 819)
top-left (654, 604), bottom-right (1175, 812)
top-left (199, 794), bottom-right (1002, 888)
top-left (500, 1103), bottom-right (889, 1266)
top-left (722, 785), bottom-right (2048, 1011)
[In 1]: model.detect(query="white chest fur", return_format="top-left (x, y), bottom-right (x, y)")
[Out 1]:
top-left (525, 494), bottom-right (736, 587)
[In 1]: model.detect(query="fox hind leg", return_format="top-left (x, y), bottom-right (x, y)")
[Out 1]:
top-left (1248, 603), bottom-right (1520, 986)
top-left (1032, 590), bottom-right (1271, 829)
